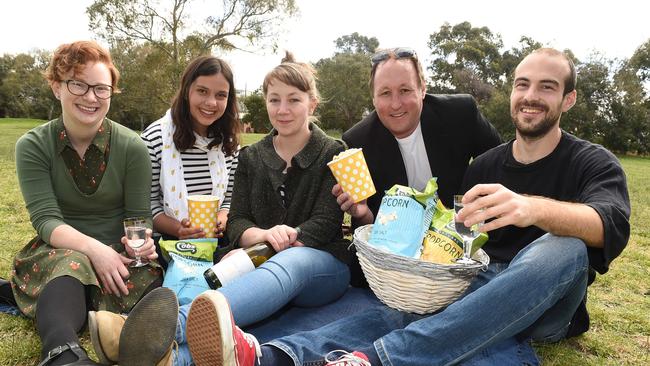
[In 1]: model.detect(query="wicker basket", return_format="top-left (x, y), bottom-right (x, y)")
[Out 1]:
top-left (353, 224), bottom-right (489, 314)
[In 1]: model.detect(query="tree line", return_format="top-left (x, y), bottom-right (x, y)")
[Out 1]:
top-left (0, 1), bottom-right (648, 154)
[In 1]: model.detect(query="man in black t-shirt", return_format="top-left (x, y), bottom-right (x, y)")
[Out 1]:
top-left (457, 48), bottom-right (630, 341)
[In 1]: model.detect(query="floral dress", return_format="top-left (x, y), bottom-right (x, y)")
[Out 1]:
top-left (11, 118), bottom-right (162, 318)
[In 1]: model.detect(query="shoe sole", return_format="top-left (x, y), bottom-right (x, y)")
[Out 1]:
top-left (119, 287), bottom-right (179, 366)
top-left (186, 291), bottom-right (235, 366)
top-left (88, 311), bottom-right (113, 365)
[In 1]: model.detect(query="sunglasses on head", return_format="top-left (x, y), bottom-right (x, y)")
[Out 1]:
top-left (371, 47), bottom-right (418, 65)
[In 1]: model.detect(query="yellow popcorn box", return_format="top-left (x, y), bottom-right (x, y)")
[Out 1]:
top-left (327, 148), bottom-right (376, 203)
top-left (187, 195), bottom-right (219, 238)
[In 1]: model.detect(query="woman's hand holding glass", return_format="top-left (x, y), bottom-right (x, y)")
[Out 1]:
top-left (123, 217), bottom-right (153, 267)
top-left (120, 228), bottom-right (157, 263)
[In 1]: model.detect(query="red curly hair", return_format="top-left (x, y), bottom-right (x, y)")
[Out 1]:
top-left (44, 40), bottom-right (120, 92)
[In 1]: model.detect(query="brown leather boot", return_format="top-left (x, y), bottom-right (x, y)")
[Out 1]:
top-left (156, 343), bottom-right (175, 366)
top-left (88, 311), bottom-right (126, 365)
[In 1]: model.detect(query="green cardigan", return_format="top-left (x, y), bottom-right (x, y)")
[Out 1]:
top-left (227, 123), bottom-right (353, 264)
top-left (15, 118), bottom-right (152, 245)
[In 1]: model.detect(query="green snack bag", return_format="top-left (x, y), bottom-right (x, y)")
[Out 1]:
top-left (420, 200), bottom-right (488, 264)
top-left (159, 238), bottom-right (219, 262)
top-left (159, 238), bottom-right (219, 305)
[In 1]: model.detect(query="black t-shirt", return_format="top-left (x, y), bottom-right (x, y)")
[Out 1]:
top-left (461, 131), bottom-right (630, 274)
top-left (461, 131), bottom-right (630, 337)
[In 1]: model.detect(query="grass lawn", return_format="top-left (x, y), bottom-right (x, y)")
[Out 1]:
top-left (1, 118), bottom-right (648, 365)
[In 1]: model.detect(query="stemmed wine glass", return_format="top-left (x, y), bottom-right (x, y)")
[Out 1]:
top-left (453, 195), bottom-right (484, 265)
top-left (123, 217), bottom-right (149, 267)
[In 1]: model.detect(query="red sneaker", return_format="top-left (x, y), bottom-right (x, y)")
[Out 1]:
top-left (186, 290), bottom-right (261, 366)
top-left (325, 350), bottom-right (371, 366)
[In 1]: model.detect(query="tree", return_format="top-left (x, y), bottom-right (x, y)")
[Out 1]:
top-left (565, 54), bottom-right (618, 147)
top-left (315, 34), bottom-right (377, 132)
top-left (108, 41), bottom-right (176, 130)
top-left (427, 21), bottom-right (504, 100)
top-left (629, 38), bottom-right (650, 83)
top-left (613, 51), bottom-right (650, 154)
top-left (241, 91), bottom-right (270, 133)
top-left (334, 32), bottom-right (379, 55)
top-left (0, 52), bottom-right (57, 119)
top-left (480, 87), bottom-right (514, 142)
top-left (87, 0), bottom-right (298, 90)
top-left (0, 54), bottom-right (13, 117)
top-left (499, 36), bottom-right (544, 86)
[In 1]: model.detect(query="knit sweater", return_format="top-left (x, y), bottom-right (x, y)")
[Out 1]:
top-left (227, 123), bottom-right (352, 264)
top-left (15, 118), bottom-right (152, 245)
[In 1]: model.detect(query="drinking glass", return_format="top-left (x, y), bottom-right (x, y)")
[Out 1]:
top-left (123, 217), bottom-right (149, 267)
top-left (453, 195), bottom-right (483, 265)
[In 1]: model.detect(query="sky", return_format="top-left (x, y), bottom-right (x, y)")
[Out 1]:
top-left (1, 0), bottom-right (648, 91)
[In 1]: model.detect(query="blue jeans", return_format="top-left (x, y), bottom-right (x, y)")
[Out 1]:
top-left (266, 234), bottom-right (589, 366)
top-left (173, 247), bottom-right (351, 366)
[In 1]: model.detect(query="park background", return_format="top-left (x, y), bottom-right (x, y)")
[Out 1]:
top-left (1, 0), bottom-right (649, 364)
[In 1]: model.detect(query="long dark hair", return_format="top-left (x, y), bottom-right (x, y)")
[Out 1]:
top-left (170, 56), bottom-right (240, 156)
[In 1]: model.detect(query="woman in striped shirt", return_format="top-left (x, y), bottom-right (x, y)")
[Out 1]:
top-left (141, 56), bottom-right (240, 243)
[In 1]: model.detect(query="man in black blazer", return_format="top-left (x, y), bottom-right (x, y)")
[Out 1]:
top-left (335, 48), bottom-right (501, 226)
top-left (333, 47), bottom-right (501, 286)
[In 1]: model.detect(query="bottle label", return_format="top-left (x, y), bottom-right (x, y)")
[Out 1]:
top-left (211, 250), bottom-right (256, 286)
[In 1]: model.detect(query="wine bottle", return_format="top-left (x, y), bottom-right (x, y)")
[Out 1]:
top-left (203, 242), bottom-right (276, 289)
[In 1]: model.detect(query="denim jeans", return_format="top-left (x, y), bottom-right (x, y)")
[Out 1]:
top-left (247, 287), bottom-right (384, 343)
top-left (266, 234), bottom-right (589, 366)
top-left (172, 246), bottom-right (351, 366)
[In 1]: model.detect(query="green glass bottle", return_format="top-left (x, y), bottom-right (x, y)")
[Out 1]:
top-left (203, 242), bottom-right (276, 289)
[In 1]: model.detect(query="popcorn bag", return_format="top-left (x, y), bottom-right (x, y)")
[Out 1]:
top-left (420, 200), bottom-right (488, 264)
top-left (327, 148), bottom-right (376, 203)
top-left (369, 179), bottom-right (438, 258)
top-left (187, 195), bottom-right (219, 238)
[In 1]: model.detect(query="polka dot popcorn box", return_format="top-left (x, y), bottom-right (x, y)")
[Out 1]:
top-left (327, 148), bottom-right (376, 203)
top-left (187, 195), bottom-right (219, 238)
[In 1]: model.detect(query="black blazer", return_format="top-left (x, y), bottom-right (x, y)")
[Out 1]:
top-left (343, 94), bottom-right (501, 286)
top-left (344, 93), bottom-right (501, 215)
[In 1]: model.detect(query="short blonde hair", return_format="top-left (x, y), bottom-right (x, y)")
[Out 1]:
top-left (262, 51), bottom-right (320, 103)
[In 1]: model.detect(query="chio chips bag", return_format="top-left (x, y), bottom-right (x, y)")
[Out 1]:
top-left (420, 200), bottom-right (488, 264)
top-left (369, 179), bottom-right (438, 258)
top-left (159, 238), bottom-right (219, 262)
top-left (159, 238), bottom-right (219, 305)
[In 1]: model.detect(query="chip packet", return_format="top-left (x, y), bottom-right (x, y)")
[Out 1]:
top-left (159, 238), bottom-right (219, 305)
top-left (159, 238), bottom-right (219, 262)
top-left (420, 200), bottom-right (488, 264)
top-left (369, 179), bottom-right (438, 258)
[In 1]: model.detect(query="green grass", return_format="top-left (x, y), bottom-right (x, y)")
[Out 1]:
top-left (240, 133), bottom-right (266, 146)
top-left (1, 118), bottom-right (649, 365)
top-left (0, 119), bottom-right (44, 161)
